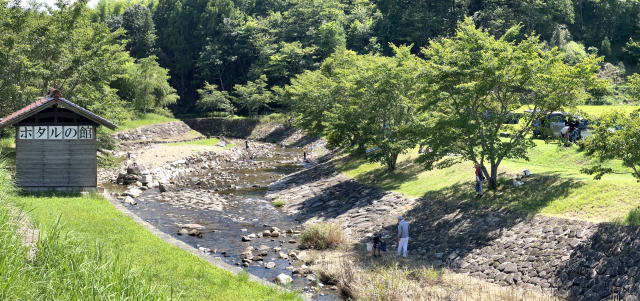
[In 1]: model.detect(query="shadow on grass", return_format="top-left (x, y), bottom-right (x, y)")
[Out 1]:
top-left (341, 156), bottom-right (422, 192)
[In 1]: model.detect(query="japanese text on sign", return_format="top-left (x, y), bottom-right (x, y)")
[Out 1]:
top-left (18, 126), bottom-right (93, 140)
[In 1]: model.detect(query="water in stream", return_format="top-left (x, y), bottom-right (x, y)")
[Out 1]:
top-left (123, 145), bottom-right (339, 300)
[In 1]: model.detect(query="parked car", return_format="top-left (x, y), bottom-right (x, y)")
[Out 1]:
top-left (527, 110), bottom-right (591, 140)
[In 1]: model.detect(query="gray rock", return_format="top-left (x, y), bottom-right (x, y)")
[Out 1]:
top-left (275, 273), bottom-right (292, 285)
top-left (158, 183), bottom-right (175, 193)
top-left (123, 188), bottom-right (143, 198)
top-left (123, 196), bottom-right (137, 205)
top-left (140, 175), bottom-right (153, 184)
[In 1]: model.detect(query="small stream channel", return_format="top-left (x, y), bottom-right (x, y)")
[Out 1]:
top-left (118, 144), bottom-right (339, 300)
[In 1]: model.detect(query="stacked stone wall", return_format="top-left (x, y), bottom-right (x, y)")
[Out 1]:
top-left (267, 161), bottom-right (640, 301)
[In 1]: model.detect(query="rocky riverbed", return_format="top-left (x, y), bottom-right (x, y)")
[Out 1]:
top-left (103, 119), bottom-right (640, 301)
top-left (104, 132), bottom-right (339, 300)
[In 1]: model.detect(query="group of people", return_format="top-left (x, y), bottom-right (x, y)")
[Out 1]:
top-left (561, 117), bottom-right (582, 144)
top-left (370, 216), bottom-right (410, 258)
top-left (371, 166), bottom-right (485, 257)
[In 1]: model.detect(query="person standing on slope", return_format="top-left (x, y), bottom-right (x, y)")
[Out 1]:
top-left (397, 216), bottom-right (410, 257)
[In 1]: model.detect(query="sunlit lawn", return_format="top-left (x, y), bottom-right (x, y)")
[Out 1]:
top-left (109, 113), bottom-right (179, 133)
top-left (168, 137), bottom-right (236, 149)
top-left (514, 105), bottom-right (640, 116)
top-left (338, 140), bottom-right (640, 224)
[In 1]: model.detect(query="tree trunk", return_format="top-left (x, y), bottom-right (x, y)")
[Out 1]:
top-left (354, 142), bottom-right (366, 155)
top-left (488, 164), bottom-right (499, 190)
top-left (386, 152), bottom-right (399, 171)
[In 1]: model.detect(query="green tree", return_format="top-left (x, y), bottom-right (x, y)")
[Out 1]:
top-left (582, 110), bottom-right (640, 181)
top-left (122, 4), bottom-right (157, 58)
top-left (285, 70), bottom-right (337, 135)
top-left (418, 18), bottom-right (603, 189)
top-left (196, 82), bottom-right (234, 115)
top-left (600, 36), bottom-right (612, 57)
top-left (349, 46), bottom-right (423, 170)
top-left (0, 0), bottom-right (133, 122)
top-left (124, 56), bottom-right (179, 114)
top-left (624, 73), bottom-right (640, 102)
top-left (287, 48), bottom-right (423, 170)
top-left (232, 75), bottom-right (273, 116)
top-left (317, 21), bottom-right (346, 58)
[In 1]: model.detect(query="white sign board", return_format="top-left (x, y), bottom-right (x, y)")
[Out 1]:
top-left (18, 125), bottom-right (94, 140)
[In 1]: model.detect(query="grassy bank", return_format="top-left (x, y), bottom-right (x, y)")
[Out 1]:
top-left (167, 137), bottom-right (234, 149)
top-left (1, 172), bottom-right (298, 300)
top-left (110, 113), bottom-right (179, 133)
top-left (338, 140), bottom-right (640, 224)
top-left (0, 162), bottom-right (158, 299)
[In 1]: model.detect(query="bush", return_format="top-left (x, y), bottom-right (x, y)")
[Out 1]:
top-left (97, 129), bottom-right (117, 150)
top-left (272, 200), bottom-right (286, 208)
top-left (299, 223), bottom-right (344, 250)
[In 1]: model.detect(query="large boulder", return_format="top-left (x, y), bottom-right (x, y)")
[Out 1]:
top-left (117, 173), bottom-right (140, 185)
top-left (127, 165), bottom-right (141, 175)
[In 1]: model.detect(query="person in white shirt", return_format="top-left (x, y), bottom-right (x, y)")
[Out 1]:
top-left (397, 216), bottom-right (410, 257)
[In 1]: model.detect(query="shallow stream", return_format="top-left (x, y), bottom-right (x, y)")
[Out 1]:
top-left (123, 145), bottom-right (339, 300)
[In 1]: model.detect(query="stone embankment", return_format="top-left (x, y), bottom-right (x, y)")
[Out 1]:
top-left (267, 161), bottom-right (640, 301)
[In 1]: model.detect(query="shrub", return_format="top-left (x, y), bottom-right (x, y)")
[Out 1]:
top-left (624, 207), bottom-right (640, 226)
top-left (299, 223), bottom-right (344, 250)
top-left (272, 200), bottom-right (286, 208)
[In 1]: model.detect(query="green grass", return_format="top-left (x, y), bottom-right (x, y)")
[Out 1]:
top-left (6, 190), bottom-right (299, 300)
top-left (0, 136), bottom-right (15, 167)
top-left (98, 152), bottom-right (126, 168)
top-left (111, 113), bottom-right (179, 133)
top-left (337, 141), bottom-right (640, 223)
top-left (576, 105), bottom-right (640, 116)
top-left (168, 137), bottom-right (236, 149)
top-left (0, 160), bottom-right (161, 299)
top-left (514, 104), bottom-right (640, 116)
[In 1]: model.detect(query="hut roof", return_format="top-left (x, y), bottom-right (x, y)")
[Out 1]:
top-left (0, 92), bottom-right (117, 130)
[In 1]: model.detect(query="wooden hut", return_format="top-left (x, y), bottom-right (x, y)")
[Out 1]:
top-left (0, 89), bottom-right (117, 191)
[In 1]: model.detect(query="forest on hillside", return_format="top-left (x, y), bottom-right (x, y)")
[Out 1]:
top-left (2, 0), bottom-right (640, 120)
top-left (103, 0), bottom-right (640, 111)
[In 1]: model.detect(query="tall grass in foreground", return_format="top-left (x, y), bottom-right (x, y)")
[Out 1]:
top-left (315, 252), bottom-right (558, 301)
top-left (0, 161), bottom-right (161, 300)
